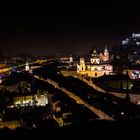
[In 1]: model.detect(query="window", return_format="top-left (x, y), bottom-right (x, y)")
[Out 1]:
top-left (95, 72), bottom-right (97, 77)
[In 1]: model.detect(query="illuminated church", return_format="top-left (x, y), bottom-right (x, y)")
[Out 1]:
top-left (77, 47), bottom-right (113, 77)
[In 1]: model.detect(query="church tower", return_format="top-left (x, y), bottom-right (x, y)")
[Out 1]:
top-left (90, 49), bottom-right (100, 64)
top-left (79, 57), bottom-right (85, 71)
top-left (25, 62), bottom-right (30, 71)
top-left (69, 54), bottom-right (73, 63)
top-left (103, 46), bottom-right (109, 61)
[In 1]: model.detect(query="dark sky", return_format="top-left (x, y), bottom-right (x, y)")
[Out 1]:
top-left (0, 2), bottom-right (140, 56)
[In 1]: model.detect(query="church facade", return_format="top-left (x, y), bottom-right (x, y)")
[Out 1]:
top-left (77, 47), bottom-right (113, 78)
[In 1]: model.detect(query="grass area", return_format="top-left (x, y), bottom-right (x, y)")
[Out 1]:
top-left (104, 80), bottom-right (132, 90)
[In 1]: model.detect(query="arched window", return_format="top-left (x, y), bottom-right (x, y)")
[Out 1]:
top-left (95, 72), bottom-right (97, 77)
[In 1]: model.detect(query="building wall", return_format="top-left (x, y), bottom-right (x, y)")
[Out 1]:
top-left (60, 70), bottom-right (77, 77)
top-left (77, 63), bottom-right (113, 78)
top-left (90, 65), bottom-right (103, 71)
top-left (78, 70), bottom-right (112, 78)
top-left (90, 58), bottom-right (100, 64)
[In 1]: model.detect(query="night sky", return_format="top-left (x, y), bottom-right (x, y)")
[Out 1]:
top-left (0, 2), bottom-right (140, 56)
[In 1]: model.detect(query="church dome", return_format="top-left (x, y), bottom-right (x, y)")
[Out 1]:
top-left (91, 49), bottom-right (99, 58)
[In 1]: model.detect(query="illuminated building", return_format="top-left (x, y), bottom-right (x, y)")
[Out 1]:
top-left (60, 54), bottom-right (74, 64)
top-left (77, 47), bottom-right (113, 77)
top-left (13, 92), bottom-right (49, 107)
top-left (123, 65), bottom-right (140, 80)
top-left (99, 46), bottom-right (109, 62)
top-left (25, 62), bottom-right (30, 71)
top-left (122, 33), bottom-right (140, 46)
top-left (121, 33), bottom-right (140, 63)
top-left (69, 54), bottom-right (73, 63)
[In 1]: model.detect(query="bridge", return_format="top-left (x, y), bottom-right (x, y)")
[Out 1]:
top-left (0, 58), bottom-right (60, 76)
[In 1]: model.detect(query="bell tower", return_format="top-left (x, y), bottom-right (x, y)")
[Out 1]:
top-left (25, 62), bottom-right (30, 71)
top-left (80, 57), bottom-right (85, 71)
top-left (69, 54), bottom-right (73, 63)
top-left (103, 46), bottom-right (109, 61)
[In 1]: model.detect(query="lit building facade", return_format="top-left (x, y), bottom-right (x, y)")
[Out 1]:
top-left (77, 48), bottom-right (113, 77)
top-left (122, 33), bottom-right (140, 63)
top-left (25, 62), bottom-right (30, 71)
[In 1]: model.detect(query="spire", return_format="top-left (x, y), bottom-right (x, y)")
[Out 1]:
top-left (104, 45), bottom-right (108, 52)
top-left (69, 54), bottom-right (73, 63)
top-left (103, 45), bottom-right (109, 61)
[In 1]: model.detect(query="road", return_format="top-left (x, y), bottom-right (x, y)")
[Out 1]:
top-left (33, 75), bottom-right (115, 121)
top-left (77, 76), bottom-right (140, 104)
